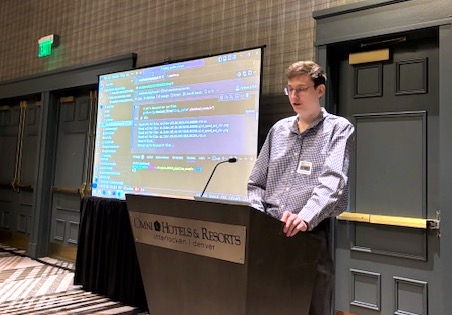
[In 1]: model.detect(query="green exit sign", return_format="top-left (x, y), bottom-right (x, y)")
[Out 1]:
top-left (38, 40), bottom-right (52, 58)
top-left (38, 34), bottom-right (58, 58)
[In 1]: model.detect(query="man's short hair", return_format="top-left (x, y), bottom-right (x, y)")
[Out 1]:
top-left (285, 61), bottom-right (327, 87)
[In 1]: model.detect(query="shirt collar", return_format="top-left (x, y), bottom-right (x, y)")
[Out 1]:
top-left (290, 107), bottom-right (328, 134)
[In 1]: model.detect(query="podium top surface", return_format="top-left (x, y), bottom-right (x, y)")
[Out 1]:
top-left (194, 196), bottom-right (250, 207)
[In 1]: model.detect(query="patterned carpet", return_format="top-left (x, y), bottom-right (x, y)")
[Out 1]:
top-left (0, 244), bottom-right (147, 314)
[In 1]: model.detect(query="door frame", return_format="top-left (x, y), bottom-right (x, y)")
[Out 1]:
top-left (0, 53), bottom-right (137, 258)
top-left (313, 0), bottom-right (452, 313)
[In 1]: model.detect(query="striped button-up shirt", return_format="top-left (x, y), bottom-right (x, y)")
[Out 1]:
top-left (248, 108), bottom-right (354, 230)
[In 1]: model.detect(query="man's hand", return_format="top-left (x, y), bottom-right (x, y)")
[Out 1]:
top-left (281, 211), bottom-right (308, 237)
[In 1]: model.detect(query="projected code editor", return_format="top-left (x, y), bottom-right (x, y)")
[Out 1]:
top-left (92, 48), bottom-right (262, 200)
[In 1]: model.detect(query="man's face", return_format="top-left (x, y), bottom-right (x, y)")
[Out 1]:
top-left (286, 74), bottom-right (325, 116)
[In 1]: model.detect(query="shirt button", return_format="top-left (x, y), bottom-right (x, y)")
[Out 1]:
top-left (290, 170), bottom-right (294, 174)
top-left (286, 187), bottom-right (289, 191)
top-left (294, 152), bottom-right (298, 156)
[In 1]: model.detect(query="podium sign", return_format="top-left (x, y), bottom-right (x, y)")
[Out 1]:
top-left (129, 211), bottom-right (246, 264)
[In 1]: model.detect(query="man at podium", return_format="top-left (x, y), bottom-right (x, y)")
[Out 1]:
top-left (248, 61), bottom-right (354, 315)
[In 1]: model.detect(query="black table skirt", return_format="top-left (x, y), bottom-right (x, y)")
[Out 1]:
top-left (74, 196), bottom-right (148, 311)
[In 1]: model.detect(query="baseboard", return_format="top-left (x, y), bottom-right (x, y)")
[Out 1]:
top-left (0, 230), bottom-right (29, 250)
top-left (48, 242), bottom-right (77, 262)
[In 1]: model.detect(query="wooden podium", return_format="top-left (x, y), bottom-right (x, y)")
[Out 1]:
top-left (126, 194), bottom-right (321, 315)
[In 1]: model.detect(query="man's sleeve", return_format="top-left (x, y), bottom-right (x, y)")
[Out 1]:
top-left (247, 131), bottom-right (272, 212)
top-left (298, 122), bottom-right (355, 230)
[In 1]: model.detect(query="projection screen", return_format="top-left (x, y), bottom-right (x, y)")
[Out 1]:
top-left (91, 47), bottom-right (262, 202)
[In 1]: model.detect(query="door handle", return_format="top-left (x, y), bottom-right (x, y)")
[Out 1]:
top-left (337, 211), bottom-right (441, 235)
top-left (51, 183), bottom-right (89, 198)
top-left (51, 185), bottom-right (80, 195)
top-left (0, 180), bottom-right (33, 192)
top-left (15, 182), bottom-right (34, 192)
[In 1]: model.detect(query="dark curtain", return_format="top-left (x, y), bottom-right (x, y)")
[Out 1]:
top-left (74, 196), bottom-right (148, 311)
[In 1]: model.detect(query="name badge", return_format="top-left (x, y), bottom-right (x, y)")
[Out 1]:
top-left (297, 161), bottom-right (312, 175)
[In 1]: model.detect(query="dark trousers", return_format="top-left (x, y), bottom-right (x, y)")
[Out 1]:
top-left (308, 219), bottom-right (334, 315)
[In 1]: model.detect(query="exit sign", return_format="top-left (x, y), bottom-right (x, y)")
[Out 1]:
top-left (38, 34), bottom-right (58, 58)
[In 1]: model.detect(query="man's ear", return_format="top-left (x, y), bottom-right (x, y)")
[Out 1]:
top-left (316, 84), bottom-right (326, 98)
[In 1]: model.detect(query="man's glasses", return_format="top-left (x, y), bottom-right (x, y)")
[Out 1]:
top-left (284, 85), bottom-right (314, 96)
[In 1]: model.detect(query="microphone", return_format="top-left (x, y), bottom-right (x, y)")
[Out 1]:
top-left (200, 157), bottom-right (237, 197)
